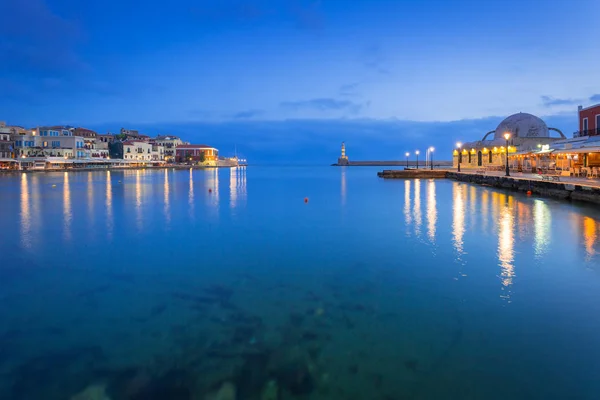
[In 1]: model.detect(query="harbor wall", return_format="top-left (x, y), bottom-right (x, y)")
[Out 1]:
top-left (447, 172), bottom-right (600, 205)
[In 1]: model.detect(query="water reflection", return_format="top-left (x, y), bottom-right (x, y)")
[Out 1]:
top-left (205, 168), bottom-right (220, 210)
top-left (583, 217), bottom-right (598, 260)
top-left (63, 172), bottom-right (72, 241)
top-left (533, 200), bottom-right (551, 258)
top-left (341, 167), bottom-right (346, 206)
top-left (414, 179), bottom-right (422, 237)
top-left (229, 167), bottom-right (247, 209)
top-left (452, 183), bottom-right (465, 259)
top-left (426, 180), bottom-right (436, 243)
top-left (106, 171), bottom-right (113, 239)
top-left (481, 190), bottom-right (489, 234)
top-left (404, 180), bottom-right (412, 231)
top-left (87, 173), bottom-right (94, 226)
top-left (498, 203), bottom-right (515, 300)
top-left (164, 169), bottom-right (171, 225)
top-left (20, 173), bottom-right (31, 249)
top-left (135, 170), bottom-right (143, 231)
top-left (189, 168), bottom-right (195, 219)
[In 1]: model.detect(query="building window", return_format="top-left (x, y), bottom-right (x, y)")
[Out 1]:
top-left (596, 115), bottom-right (600, 133)
top-left (468, 153), bottom-right (472, 163)
top-left (488, 151), bottom-right (493, 163)
top-left (43, 141), bottom-right (48, 148)
top-left (583, 117), bottom-right (588, 132)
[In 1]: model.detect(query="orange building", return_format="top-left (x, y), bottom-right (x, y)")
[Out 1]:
top-left (577, 104), bottom-right (600, 137)
top-left (175, 144), bottom-right (218, 164)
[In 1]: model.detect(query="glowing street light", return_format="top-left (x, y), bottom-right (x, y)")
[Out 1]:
top-left (428, 147), bottom-right (435, 170)
top-left (405, 152), bottom-right (410, 168)
top-left (456, 142), bottom-right (462, 172)
top-left (504, 132), bottom-right (511, 177)
top-left (415, 150), bottom-right (420, 169)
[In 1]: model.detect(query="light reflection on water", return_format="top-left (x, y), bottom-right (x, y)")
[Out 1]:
top-left (164, 168), bottom-right (171, 226)
top-left (533, 200), bottom-right (551, 258)
top-left (105, 170), bottom-right (113, 240)
top-left (426, 179), bottom-right (436, 244)
top-left (452, 183), bottom-right (465, 259)
top-left (63, 172), bottom-right (72, 242)
top-left (498, 203), bottom-right (515, 300)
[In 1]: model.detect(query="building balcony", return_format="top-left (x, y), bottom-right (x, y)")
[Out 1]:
top-left (574, 128), bottom-right (600, 138)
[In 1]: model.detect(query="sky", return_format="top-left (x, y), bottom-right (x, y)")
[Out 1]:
top-left (1, 0), bottom-right (600, 163)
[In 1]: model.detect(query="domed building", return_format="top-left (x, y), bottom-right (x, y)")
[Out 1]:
top-left (453, 112), bottom-right (565, 170)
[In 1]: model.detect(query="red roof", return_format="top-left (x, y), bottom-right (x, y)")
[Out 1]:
top-left (176, 144), bottom-right (215, 149)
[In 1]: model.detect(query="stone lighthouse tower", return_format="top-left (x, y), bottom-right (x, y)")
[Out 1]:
top-left (337, 142), bottom-right (349, 165)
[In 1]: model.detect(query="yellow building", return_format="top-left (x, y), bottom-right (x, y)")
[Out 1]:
top-left (453, 113), bottom-right (565, 170)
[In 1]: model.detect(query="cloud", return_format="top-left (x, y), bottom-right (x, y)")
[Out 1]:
top-left (232, 109), bottom-right (264, 119)
top-left (281, 98), bottom-right (364, 114)
top-left (590, 94), bottom-right (600, 103)
top-left (541, 95), bottom-right (580, 107)
top-left (339, 82), bottom-right (361, 97)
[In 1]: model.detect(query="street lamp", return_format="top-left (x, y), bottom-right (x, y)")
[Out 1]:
top-left (405, 152), bottom-right (410, 168)
top-left (415, 150), bottom-right (420, 169)
top-left (504, 132), bottom-right (511, 177)
top-left (429, 147), bottom-right (435, 170)
top-left (456, 142), bottom-right (462, 172)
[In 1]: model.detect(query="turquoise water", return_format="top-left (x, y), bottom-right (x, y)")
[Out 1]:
top-left (2, 167), bottom-right (600, 399)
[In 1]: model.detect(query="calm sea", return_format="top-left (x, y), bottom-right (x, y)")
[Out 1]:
top-left (1, 167), bottom-right (600, 399)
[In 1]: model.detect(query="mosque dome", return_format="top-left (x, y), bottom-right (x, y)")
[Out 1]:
top-left (494, 112), bottom-right (548, 140)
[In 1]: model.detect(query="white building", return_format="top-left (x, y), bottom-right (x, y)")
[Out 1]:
top-left (122, 141), bottom-right (164, 162)
top-left (153, 135), bottom-right (183, 161)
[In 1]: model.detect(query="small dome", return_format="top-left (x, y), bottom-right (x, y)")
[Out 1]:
top-left (494, 113), bottom-right (548, 140)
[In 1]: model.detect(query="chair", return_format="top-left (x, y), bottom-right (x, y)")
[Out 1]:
top-left (591, 167), bottom-right (599, 178)
top-left (573, 168), bottom-right (580, 177)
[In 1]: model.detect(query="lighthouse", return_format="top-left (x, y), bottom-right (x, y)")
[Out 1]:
top-left (337, 142), bottom-right (349, 165)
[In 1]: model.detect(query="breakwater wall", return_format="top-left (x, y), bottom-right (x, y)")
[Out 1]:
top-left (447, 172), bottom-right (600, 204)
top-left (377, 169), bottom-right (449, 179)
top-left (334, 161), bottom-right (453, 167)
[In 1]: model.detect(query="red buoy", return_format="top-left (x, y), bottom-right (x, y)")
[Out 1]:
top-left (527, 190), bottom-right (532, 196)
top-left (304, 197), bottom-right (309, 203)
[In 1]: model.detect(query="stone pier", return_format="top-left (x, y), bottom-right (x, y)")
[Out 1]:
top-left (447, 172), bottom-right (600, 204)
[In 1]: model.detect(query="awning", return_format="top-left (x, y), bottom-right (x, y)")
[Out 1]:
top-left (553, 148), bottom-right (600, 154)
top-left (535, 149), bottom-right (554, 154)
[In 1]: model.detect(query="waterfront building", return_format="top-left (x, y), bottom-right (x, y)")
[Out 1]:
top-left (577, 103), bottom-right (600, 137)
top-left (453, 113), bottom-right (565, 170)
top-left (0, 123), bottom-right (14, 159)
top-left (175, 144), bottom-right (219, 165)
top-left (152, 135), bottom-right (183, 162)
top-left (97, 133), bottom-right (114, 145)
top-left (12, 127), bottom-right (87, 159)
top-left (72, 127), bottom-right (109, 158)
top-left (513, 103), bottom-right (600, 173)
top-left (119, 128), bottom-right (150, 142)
top-left (110, 141), bottom-right (165, 163)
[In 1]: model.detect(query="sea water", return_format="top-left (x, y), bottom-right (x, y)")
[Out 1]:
top-left (1, 167), bottom-right (600, 399)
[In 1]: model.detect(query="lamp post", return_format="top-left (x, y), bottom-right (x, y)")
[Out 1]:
top-left (456, 142), bottom-right (462, 172)
top-left (405, 152), bottom-right (410, 168)
top-left (504, 133), bottom-right (511, 177)
top-left (415, 150), bottom-right (420, 169)
top-left (429, 147), bottom-right (434, 170)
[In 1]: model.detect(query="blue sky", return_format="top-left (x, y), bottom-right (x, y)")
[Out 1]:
top-left (1, 0), bottom-right (599, 162)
